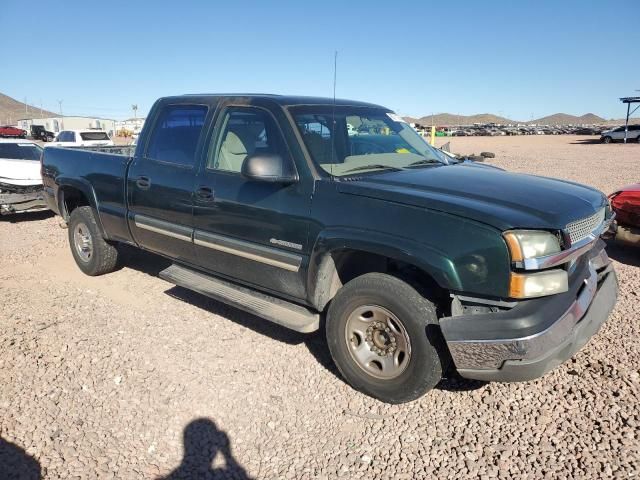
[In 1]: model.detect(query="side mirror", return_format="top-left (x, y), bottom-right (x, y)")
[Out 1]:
top-left (241, 153), bottom-right (298, 184)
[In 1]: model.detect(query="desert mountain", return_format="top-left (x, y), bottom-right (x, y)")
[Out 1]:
top-left (404, 112), bottom-right (608, 126)
top-left (0, 93), bottom-right (58, 125)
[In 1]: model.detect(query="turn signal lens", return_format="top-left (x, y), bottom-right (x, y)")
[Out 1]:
top-left (509, 270), bottom-right (568, 299)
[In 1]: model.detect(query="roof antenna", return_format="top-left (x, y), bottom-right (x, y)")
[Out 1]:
top-left (330, 50), bottom-right (338, 171)
top-left (333, 50), bottom-right (338, 104)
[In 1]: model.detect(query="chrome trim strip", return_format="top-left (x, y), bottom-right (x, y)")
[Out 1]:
top-left (516, 213), bottom-right (615, 270)
top-left (193, 230), bottom-right (302, 272)
top-left (134, 215), bottom-right (193, 242)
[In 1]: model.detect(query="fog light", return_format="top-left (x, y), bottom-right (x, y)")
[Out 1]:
top-left (509, 269), bottom-right (568, 299)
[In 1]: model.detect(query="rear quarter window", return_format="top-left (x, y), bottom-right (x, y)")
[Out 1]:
top-left (80, 132), bottom-right (110, 141)
top-left (146, 104), bottom-right (208, 166)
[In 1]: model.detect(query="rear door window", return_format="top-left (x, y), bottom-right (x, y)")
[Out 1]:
top-left (80, 132), bottom-right (110, 141)
top-left (146, 104), bottom-right (208, 166)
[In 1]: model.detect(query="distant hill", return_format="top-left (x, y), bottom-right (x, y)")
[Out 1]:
top-left (410, 113), bottom-right (514, 126)
top-left (529, 113), bottom-right (605, 125)
top-left (0, 93), bottom-right (58, 125)
top-left (403, 111), bottom-right (610, 126)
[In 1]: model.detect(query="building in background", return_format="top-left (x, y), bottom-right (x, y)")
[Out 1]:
top-left (115, 117), bottom-right (145, 135)
top-left (17, 116), bottom-right (117, 136)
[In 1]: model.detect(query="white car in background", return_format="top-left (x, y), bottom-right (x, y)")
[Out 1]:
top-left (600, 125), bottom-right (640, 143)
top-left (50, 130), bottom-right (114, 147)
top-left (0, 139), bottom-right (47, 215)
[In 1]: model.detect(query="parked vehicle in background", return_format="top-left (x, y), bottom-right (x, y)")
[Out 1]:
top-left (609, 184), bottom-right (640, 246)
top-left (30, 125), bottom-right (55, 142)
top-left (600, 125), bottom-right (640, 144)
top-left (0, 139), bottom-right (47, 215)
top-left (0, 126), bottom-right (27, 138)
top-left (575, 127), bottom-right (598, 135)
top-left (42, 94), bottom-right (618, 403)
top-left (50, 130), bottom-right (114, 147)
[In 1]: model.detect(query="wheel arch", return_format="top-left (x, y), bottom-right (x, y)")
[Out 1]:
top-left (57, 179), bottom-right (109, 239)
top-left (308, 229), bottom-right (461, 312)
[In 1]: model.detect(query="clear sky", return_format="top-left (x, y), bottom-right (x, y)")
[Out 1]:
top-left (2, 0), bottom-right (638, 121)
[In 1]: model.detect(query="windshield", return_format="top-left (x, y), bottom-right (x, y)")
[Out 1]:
top-left (0, 143), bottom-right (43, 161)
top-left (80, 131), bottom-right (110, 141)
top-left (291, 106), bottom-right (447, 176)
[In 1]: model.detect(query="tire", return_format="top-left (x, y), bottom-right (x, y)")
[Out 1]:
top-left (326, 273), bottom-right (446, 404)
top-left (68, 206), bottom-right (119, 276)
top-left (602, 136), bottom-right (612, 144)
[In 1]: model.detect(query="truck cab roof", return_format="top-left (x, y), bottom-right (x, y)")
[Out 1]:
top-left (161, 94), bottom-right (387, 110)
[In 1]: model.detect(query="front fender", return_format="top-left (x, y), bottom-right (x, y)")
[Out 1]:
top-left (308, 220), bottom-right (510, 307)
top-left (310, 227), bottom-right (462, 288)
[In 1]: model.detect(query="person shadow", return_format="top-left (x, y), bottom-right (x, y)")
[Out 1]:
top-left (0, 436), bottom-right (41, 479)
top-left (158, 418), bottom-right (252, 480)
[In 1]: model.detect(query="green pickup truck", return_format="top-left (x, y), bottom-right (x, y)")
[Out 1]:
top-left (41, 94), bottom-right (618, 403)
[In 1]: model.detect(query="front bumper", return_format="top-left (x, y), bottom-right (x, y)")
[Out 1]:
top-left (440, 241), bottom-right (618, 382)
top-left (0, 189), bottom-right (47, 215)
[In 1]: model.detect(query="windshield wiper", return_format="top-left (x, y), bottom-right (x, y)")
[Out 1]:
top-left (406, 158), bottom-right (445, 167)
top-left (342, 164), bottom-right (404, 174)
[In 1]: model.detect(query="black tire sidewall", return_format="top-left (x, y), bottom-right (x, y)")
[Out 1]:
top-left (68, 207), bottom-right (103, 275)
top-left (326, 273), bottom-right (444, 404)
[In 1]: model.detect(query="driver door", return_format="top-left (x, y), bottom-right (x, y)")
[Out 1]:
top-left (192, 105), bottom-right (313, 301)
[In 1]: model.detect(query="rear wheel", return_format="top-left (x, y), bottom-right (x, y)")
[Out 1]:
top-left (326, 273), bottom-right (446, 404)
top-left (68, 206), bottom-right (119, 276)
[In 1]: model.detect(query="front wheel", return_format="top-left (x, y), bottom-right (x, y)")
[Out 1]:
top-left (68, 206), bottom-right (119, 276)
top-left (602, 136), bottom-right (612, 144)
top-left (326, 273), bottom-right (447, 404)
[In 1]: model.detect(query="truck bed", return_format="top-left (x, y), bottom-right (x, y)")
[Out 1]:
top-left (41, 146), bottom-right (134, 243)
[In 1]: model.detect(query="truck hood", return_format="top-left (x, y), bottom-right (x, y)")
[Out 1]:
top-left (336, 163), bottom-right (607, 231)
top-left (0, 158), bottom-right (42, 186)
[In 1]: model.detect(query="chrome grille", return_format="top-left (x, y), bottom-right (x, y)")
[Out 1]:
top-left (566, 208), bottom-right (605, 244)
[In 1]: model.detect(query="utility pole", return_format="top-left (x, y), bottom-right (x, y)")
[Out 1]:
top-left (58, 100), bottom-right (64, 129)
top-left (132, 104), bottom-right (138, 121)
top-left (24, 97), bottom-right (28, 116)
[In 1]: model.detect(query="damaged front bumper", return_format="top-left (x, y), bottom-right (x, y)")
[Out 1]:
top-left (440, 240), bottom-right (618, 382)
top-left (0, 182), bottom-right (48, 215)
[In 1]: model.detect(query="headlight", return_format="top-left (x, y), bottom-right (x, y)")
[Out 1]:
top-left (509, 270), bottom-right (568, 299)
top-left (503, 230), bottom-right (561, 262)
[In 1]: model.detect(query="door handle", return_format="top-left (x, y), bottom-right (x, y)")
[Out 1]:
top-left (136, 176), bottom-right (151, 190)
top-left (195, 186), bottom-right (214, 201)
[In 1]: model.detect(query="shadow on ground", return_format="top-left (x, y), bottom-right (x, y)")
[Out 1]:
top-left (568, 138), bottom-right (603, 145)
top-left (0, 210), bottom-right (54, 223)
top-left (118, 244), bottom-right (172, 276)
top-left (0, 437), bottom-right (41, 479)
top-left (605, 240), bottom-right (640, 268)
top-left (119, 248), bottom-right (488, 394)
top-left (157, 418), bottom-right (252, 480)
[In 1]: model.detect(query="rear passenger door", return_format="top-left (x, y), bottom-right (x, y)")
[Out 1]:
top-left (127, 103), bottom-right (209, 264)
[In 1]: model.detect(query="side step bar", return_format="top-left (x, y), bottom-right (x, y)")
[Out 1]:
top-left (159, 264), bottom-right (320, 333)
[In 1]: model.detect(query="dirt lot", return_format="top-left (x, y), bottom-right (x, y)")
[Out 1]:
top-left (1, 135), bottom-right (639, 479)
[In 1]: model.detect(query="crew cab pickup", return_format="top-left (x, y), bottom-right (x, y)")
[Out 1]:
top-left (41, 94), bottom-right (618, 403)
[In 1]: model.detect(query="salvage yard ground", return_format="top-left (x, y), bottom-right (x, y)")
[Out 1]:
top-left (1, 135), bottom-right (639, 478)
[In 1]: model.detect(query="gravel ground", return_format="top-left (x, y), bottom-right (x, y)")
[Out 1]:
top-left (1, 135), bottom-right (638, 479)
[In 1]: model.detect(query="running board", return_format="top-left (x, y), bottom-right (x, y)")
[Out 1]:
top-left (159, 264), bottom-right (320, 333)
